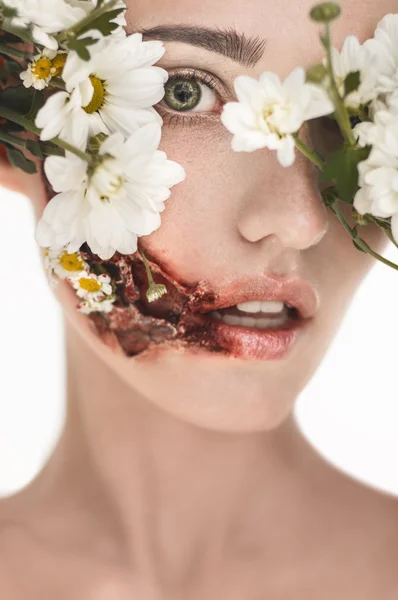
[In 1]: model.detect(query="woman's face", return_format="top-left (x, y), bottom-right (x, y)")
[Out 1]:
top-left (16, 0), bottom-right (396, 432)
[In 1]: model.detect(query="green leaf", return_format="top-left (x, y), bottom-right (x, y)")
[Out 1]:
top-left (25, 90), bottom-right (45, 120)
top-left (321, 145), bottom-right (371, 203)
top-left (0, 65), bottom-right (7, 84)
top-left (2, 6), bottom-right (18, 18)
top-left (6, 147), bottom-right (37, 174)
top-left (344, 71), bottom-right (361, 97)
top-left (77, 8), bottom-right (124, 37)
top-left (0, 85), bottom-right (34, 115)
top-left (68, 36), bottom-right (97, 61)
top-left (2, 56), bottom-right (22, 77)
top-left (26, 139), bottom-right (44, 160)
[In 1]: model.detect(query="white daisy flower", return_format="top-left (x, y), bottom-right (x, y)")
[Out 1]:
top-left (354, 108), bottom-right (398, 156)
top-left (221, 67), bottom-right (333, 167)
top-left (78, 297), bottom-right (115, 314)
top-left (71, 272), bottom-right (113, 300)
top-left (2, 0), bottom-right (88, 50)
top-left (44, 247), bottom-right (88, 283)
top-left (61, 32), bottom-right (168, 141)
top-left (354, 148), bottom-right (398, 245)
top-left (364, 14), bottom-right (398, 99)
top-left (20, 49), bottom-right (63, 90)
top-left (35, 32), bottom-right (167, 149)
top-left (36, 124), bottom-right (186, 260)
top-left (35, 84), bottom-right (107, 150)
top-left (327, 36), bottom-right (381, 110)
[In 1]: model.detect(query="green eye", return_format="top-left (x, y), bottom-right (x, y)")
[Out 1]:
top-left (163, 77), bottom-right (202, 112)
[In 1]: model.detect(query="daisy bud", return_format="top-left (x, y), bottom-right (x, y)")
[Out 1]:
top-left (310, 2), bottom-right (341, 23)
top-left (352, 209), bottom-right (373, 226)
top-left (147, 283), bottom-right (167, 303)
top-left (306, 64), bottom-right (328, 84)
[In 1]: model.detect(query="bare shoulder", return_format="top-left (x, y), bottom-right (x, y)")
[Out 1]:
top-left (0, 496), bottom-right (135, 600)
top-left (313, 468), bottom-right (398, 598)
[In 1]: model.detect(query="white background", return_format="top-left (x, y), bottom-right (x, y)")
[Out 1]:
top-left (0, 186), bottom-right (397, 499)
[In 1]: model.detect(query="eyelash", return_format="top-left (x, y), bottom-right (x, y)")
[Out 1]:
top-left (156, 68), bottom-right (228, 128)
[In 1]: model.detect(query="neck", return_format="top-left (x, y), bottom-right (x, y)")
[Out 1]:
top-left (32, 323), bottom-right (329, 592)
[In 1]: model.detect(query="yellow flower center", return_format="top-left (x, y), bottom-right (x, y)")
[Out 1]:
top-left (79, 277), bottom-right (102, 293)
top-left (50, 53), bottom-right (67, 78)
top-left (59, 252), bottom-right (85, 272)
top-left (32, 57), bottom-right (52, 80)
top-left (83, 75), bottom-right (106, 114)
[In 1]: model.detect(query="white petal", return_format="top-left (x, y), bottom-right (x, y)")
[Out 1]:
top-left (277, 136), bottom-right (296, 167)
top-left (44, 155), bottom-right (87, 192)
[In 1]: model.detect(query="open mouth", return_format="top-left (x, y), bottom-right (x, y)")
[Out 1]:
top-left (77, 247), bottom-right (312, 361)
top-left (206, 301), bottom-right (300, 330)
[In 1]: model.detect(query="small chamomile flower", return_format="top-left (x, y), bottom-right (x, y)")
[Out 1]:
top-left (71, 273), bottom-right (116, 314)
top-left (20, 50), bottom-right (66, 90)
top-left (72, 272), bottom-right (113, 301)
top-left (44, 247), bottom-right (88, 286)
top-left (78, 297), bottom-right (115, 314)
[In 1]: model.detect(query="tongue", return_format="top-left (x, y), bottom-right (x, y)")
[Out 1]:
top-left (218, 305), bottom-right (289, 319)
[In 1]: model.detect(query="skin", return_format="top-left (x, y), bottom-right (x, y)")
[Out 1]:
top-left (1, 0), bottom-right (398, 598)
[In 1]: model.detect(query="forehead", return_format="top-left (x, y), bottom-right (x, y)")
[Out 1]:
top-left (126, 0), bottom-right (397, 75)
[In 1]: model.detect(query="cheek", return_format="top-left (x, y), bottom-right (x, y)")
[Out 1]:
top-left (143, 121), bottom-right (240, 281)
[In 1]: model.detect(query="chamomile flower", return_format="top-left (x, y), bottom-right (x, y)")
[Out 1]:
top-left (354, 107), bottom-right (398, 155)
top-left (221, 67), bottom-right (333, 167)
top-left (36, 124), bottom-right (186, 260)
top-left (71, 272), bottom-right (113, 300)
top-left (364, 14), bottom-right (398, 100)
top-left (327, 36), bottom-right (382, 110)
top-left (20, 49), bottom-right (66, 90)
top-left (44, 247), bottom-right (88, 283)
top-left (353, 148), bottom-right (398, 244)
top-left (35, 84), bottom-right (107, 150)
top-left (35, 32), bottom-right (167, 149)
top-left (78, 297), bottom-right (115, 314)
top-left (70, 272), bottom-right (116, 314)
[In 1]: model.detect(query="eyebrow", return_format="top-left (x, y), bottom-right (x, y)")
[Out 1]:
top-left (138, 25), bottom-right (267, 68)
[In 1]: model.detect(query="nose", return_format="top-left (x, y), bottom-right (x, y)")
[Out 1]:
top-left (236, 138), bottom-right (329, 250)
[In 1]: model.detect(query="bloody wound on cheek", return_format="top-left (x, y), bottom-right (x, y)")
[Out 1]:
top-left (78, 246), bottom-right (225, 357)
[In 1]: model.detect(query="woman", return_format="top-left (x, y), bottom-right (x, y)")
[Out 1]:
top-left (0, 0), bottom-right (398, 597)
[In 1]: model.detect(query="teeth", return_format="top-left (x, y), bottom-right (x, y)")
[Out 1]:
top-left (237, 301), bottom-right (285, 314)
top-left (210, 312), bottom-right (288, 329)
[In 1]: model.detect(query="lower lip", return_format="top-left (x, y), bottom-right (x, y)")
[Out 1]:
top-left (205, 317), bottom-right (310, 360)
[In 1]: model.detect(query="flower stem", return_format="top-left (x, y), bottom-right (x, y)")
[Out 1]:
top-left (373, 218), bottom-right (398, 250)
top-left (0, 105), bottom-right (92, 162)
top-left (331, 201), bottom-right (398, 271)
top-left (323, 23), bottom-right (357, 147)
top-left (0, 42), bottom-right (28, 60)
top-left (294, 135), bottom-right (326, 170)
top-left (138, 247), bottom-right (167, 302)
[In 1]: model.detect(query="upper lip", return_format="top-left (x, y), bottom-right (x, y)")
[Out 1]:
top-left (190, 274), bottom-right (319, 320)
